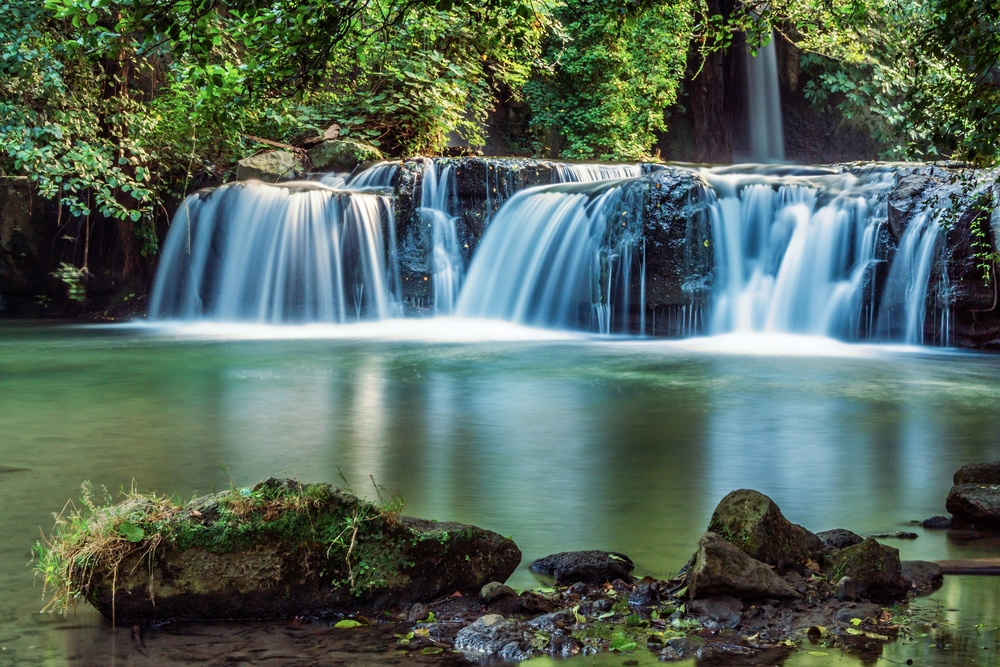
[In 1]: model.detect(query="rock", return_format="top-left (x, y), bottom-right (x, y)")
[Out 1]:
top-left (235, 151), bottom-right (302, 182)
top-left (816, 528), bottom-right (864, 549)
top-left (685, 532), bottom-right (799, 600)
top-left (628, 578), bottom-right (660, 607)
top-left (407, 603), bottom-right (430, 623)
top-left (660, 636), bottom-right (705, 661)
top-left (77, 478), bottom-right (521, 623)
top-left (869, 531), bottom-right (918, 539)
top-left (901, 561), bottom-right (944, 594)
top-left (526, 611), bottom-right (576, 633)
top-left (954, 461), bottom-right (1000, 485)
top-left (707, 489), bottom-right (818, 567)
top-left (453, 614), bottom-right (524, 657)
top-left (548, 633), bottom-right (582, 657)
top-left (307, 139), bottom-right (382, 172)
top-left (887, 173), bottom-right (934, 241)
top-left (921, 515), bottom-right (952, 529)
top-left (689, 594), bottom-right (742, 628)
top-left (836, 576), bottom-right (861, 602)
top-left (480, 581), bottom-right (520, 614)
top-left (946, 484), bottom-right (1000, 528)
top-left (835, 603), bottom-right (883, 624)
top-left (529, 550), bottom-right (635, 585)
top-left (825, 538), bottom-right (908, 603)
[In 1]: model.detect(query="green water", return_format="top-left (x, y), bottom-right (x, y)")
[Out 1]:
top-left (2, 322), bottom-right (1000, 666)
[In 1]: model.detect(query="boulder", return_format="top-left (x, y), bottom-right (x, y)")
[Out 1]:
top-left (480, 581), bottom-right (520, 614)
top-left (921, 515), bottom-right (951, 529)
top-left (707, 489), bottom-right (819, 568)
top-left (887, 173), bottom-right (934, 241)
top-left (825, 538), bottom-right (908, 603)
top-left (235, 150), bottom-right (302, 181)
top-left (529, 550), bottom-right (635, 585)
top-left (60, 478), bottom-right (520, 624)
top-left (816, 528), bottom-right (864, 549)
top-left (685, 532), bottom-right (799, 600)
top-left (946, 483), bottom-right (1000, 528)
top-left (689, 594), bottom-right (742, 628)
top-left (954, 461), bottom-right (1000, 485)
top-left (307, 139), bottom-right (382, 172)
top-left (901, 560), bottom-right (944, 594)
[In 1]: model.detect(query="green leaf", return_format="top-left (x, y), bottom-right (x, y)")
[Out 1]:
top-left (420, 647), bottom-right (443, 655)
top-left (333, 619), bottom-right (363, 628)
top-left (609, 636), bottom-right (637, 652)
top-left (118, 521), bottom-right (144, 542)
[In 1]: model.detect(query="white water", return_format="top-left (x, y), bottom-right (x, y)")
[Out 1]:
top-left (420, 162), bottom-right (464, 315)
top-left (554, 163), bottom-right (642, 183)
top-left (746, 31), bottom-right (785, 163)
top-left (877, 212), bottom-right (944, 344)
top-left (148, 182), bottom-right (399, 322)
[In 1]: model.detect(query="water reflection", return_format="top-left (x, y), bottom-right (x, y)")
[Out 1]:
top-left (1, 325), bottom-right (1000, 666)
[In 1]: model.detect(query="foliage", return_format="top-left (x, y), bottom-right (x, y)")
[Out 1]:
top-left (525, 0), bottom-right (696, 160)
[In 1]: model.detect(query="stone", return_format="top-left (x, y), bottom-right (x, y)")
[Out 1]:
top-left (901, 561), bottom-right (944, 594)
top-left (816, 528), bottom-right (864, 549)
top-left (453, 614), bottom-right (524, 657)
top-left (525, 611), bottom-right (576, 633)
top-left (689, 594), bottom-right (742, 628)
top-left (954, 461), bottom-right (1000, 485)
top-left (307, 139), bottom-right (382, 172)
top-left (80, 478), bottom-right (521, 624)
top-left (834, 603), bottom-right (883, 624)
top-left (825, 538), bottom-right (908, 603)
top-left (887, 173), bottom-right (934, 241)
top-left (946, 484), bottom-right (1000, 528)
top-left (480, 581), bottom-right (520, 614)
top-left (661, 636), bottom-right (705, 661)
top-left (529, 550), bottom-right (635, 585)
top-left (921, 515), bottom-right (952, 529)
top-left (235, 150), bottom-right (302, 182)
top-left (707, 489), bottom-right (818, 567)
top-left (685, 532), bottom-right (799, 600)
top-left (407, 603), bottom-right (430, 623)
top-left (548, 634), bottom-right (582, 657)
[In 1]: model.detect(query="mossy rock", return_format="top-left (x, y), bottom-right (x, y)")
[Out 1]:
top-left (825, 538), bottom-right (907, 603)
top-left (308, 139), bottom-right (383, 172)
top-left (707, 489), bottom-right (821, 568)
top-left (67, 478), bottom-right (520, 623)
top-left (685, 532), bottom-right (799, 600)
top-left (235, 150), bottom-right (303, 182)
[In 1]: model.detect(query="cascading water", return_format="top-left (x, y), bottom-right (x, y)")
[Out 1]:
top-left (746, 31), bottom-right (785, 163)
top-left (148, 181), bottom-right (399, 322)
top-left (554, 163), bottom-right (642, 183)
top-left (419, 162), bottom-right (464, 315)
top-left (876, 212), bottom-right (944, 344)
top-left (456, 178), bottom-right (643, 333)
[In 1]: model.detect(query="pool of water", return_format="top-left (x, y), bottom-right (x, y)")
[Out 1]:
top-left (2, 321), bottom-right (1000, 666)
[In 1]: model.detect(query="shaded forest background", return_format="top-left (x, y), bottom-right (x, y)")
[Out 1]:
top-left (1, 0), bottom-right (998, 314)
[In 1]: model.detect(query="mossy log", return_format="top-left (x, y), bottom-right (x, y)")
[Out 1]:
top-left (57, 478), bottom-right (520, 624)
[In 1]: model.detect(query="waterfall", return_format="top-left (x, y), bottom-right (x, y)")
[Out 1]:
top-left (148, 182), bottom-right (399, 322)
top-left (420, 162), bottom-right (464, 315)
top-left (554, 163), bottom-right (642, 183)
top-left (319, 161), bottom-right (400, 190)
top-left (456, 178), bottom-right (643, 332)
top-left (876, 212), bottom-right (944, 344)
top-left (746, 31), bottom-right (785, 163)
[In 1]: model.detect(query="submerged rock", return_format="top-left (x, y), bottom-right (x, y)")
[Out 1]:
top-left (921, 515), bottom-right (952, 529)
top-left (946, 483), bottom-right (1000, 528)
top-left (530, 550), bottom-right (635, 585)
top-left (901, 560), bottom-right (944, 594)
top-left (825, 538), bottom-right (907, 603)
top-left (685, 532), bottom-right (799, 600)
top-left (235, 151), bottom-right (302, 181)
top-left (707, 489), bottom-right (820, 568)
top-left (954, 461), bottom-right (1000, 485)
top-left (57, 478), bottom-right (520, 624)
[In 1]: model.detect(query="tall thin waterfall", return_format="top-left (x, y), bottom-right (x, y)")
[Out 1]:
top-left (456, 179), bottom-right (643, 332)
top-left (746, 31), bottom-right (785, 163)
top-left (876, 212), bottom-right (944, 344)
top-left (148, 182), bottom-right (399, 322)
top-left (420, 162), bottom-right (464, 315)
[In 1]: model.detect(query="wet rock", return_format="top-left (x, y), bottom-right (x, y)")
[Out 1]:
top-left (825, 538), bottom-right (908, 603)
top-left (921, 515), bottom-right (951, 529)
top-left (236, 151), bottom-right (302, 182)
top-left (817, 529), bottom-right (864, 549)
top-left (526, 611), bottom-right (576, 633)
top-left (659, 636), bottom-right (705, 661)
top-left (307, 139), bottom-right (382, 172)
top-left (529, 550), bottom-right (635, 585)
top-left (954, 461), bottom-right (1000, 485)
top-left (81, 479), bottom-right (522, 624)
top-left (576, 597), bottom-right (614, 616)
top-left (685, 532), bottom-right (799, 600)
top-left (707, 489), bottom-right (819, 567)
top-left (480, 582), bottom-right (520, 614)
top-left (901, 561), bottom-right (944, 594)
top-left (548, 633), bottom-right (583, 657)
top-left (869, 531), bottom-right (918, 539)
top-left (946, 483), bottom-right (1000, 528)
top-left (628, 578), bottom-right (660, 607)
top-left (689, 594), bottom-right (742, 628)
top-left (887, 174), bottom-right (934, 241)
top-left (835, 603), bottom-right (883, 624)
top-left (453, 614), bottom-right (523, 657)
top-left (407, 603), bottom-right (430, 623)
